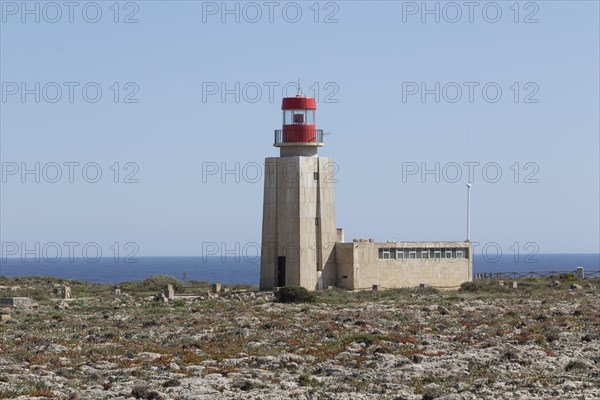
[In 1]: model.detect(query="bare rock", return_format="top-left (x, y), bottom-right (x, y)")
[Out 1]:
top-left (55, 300), bottom-right (69, 310)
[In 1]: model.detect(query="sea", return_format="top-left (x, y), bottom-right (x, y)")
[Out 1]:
top-left (1, 254), bottom-right (599, 285)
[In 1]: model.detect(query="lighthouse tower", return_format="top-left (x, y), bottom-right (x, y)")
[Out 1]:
top-left (260, 95), bottom-right (339, 290)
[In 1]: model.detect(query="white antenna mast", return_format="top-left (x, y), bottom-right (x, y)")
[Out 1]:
top-left (466, 130), bottom-right (472, 242)
top-left (466, 182), bottom-right (472, 242)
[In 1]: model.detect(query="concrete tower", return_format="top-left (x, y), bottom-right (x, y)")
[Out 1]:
top-left (260, 96), bottom-right (339, 291)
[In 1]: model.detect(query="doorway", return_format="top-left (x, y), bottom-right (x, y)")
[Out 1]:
top-left (277, 256), bottom-right (286, 287)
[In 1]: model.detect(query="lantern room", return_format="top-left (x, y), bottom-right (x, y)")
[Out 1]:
top-left (283, 107), bottom-right (315, 125)
top-left (274, 95), bottom-right (323, 148)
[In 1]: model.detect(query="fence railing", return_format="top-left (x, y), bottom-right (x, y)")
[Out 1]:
top-left (474, 268), bottom-right (598, 280)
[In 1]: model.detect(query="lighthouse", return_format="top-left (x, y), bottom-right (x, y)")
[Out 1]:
top-left (259, 95), bottom-right (473, 292)
top-left (260, 95), bottom-right (340, 290)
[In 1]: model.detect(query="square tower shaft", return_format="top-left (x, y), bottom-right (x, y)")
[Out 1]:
top-left (260, 156), bottom-right (338, 290)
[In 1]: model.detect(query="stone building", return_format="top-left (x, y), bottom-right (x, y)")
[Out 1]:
top-left (336, 240), bottom-right (472, 290)
top-left (0, 297), bottom-right (38, 308)
top-left (260, 95), bottom-right (472, 291)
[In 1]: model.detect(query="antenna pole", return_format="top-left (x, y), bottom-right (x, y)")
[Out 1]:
top-left (297, 79), bottom-right (302, 96)
top-left (466, 182), bottom-right (472, 242)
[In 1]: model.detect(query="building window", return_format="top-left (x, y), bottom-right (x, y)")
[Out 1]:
top-left (379, 248), bottom-right (401, 260)
top-left (378, 246), bottom-right (468, 261)
top-left (382, 249), bottom-right (391, 259)
top-left (314, 172), bottom-right (319, 181)
top-left (396, 249), bottom-right (405, 260)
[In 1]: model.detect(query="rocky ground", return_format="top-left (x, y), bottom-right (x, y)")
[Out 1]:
top-left (0, 275), bottom-right (599, 400)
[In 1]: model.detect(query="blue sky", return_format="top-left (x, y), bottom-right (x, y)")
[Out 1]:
top-left (1, 1), bottom-right (599, 257)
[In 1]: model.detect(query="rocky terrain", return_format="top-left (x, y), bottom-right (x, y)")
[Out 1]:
top-left (1, 275), bottom-right (599, 399)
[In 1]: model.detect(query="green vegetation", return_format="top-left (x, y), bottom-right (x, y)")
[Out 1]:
top-left (0, 380), bottom-right (54, 399)
top-left (275, 285), bottom-right (316, 303)
top-left (559, 273), bottom-right (576, 281)
top-left (314, 286), bottom-right (439, 304)
top-left (120, 275), bottom-right (184, 293)
top-left (459, 280), bottom-right (511, 292)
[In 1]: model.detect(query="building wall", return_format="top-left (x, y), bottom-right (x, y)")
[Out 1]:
top-left (260, 156), bottom-right (337, 290)
top-left (315, 157), bottom-right (338, 289)
top-left (335, 243), bottom-right (355, 290)
top-left (336, 241), bottom-right (473, 290)
top-left (259, 157), bottom-right (280, 290)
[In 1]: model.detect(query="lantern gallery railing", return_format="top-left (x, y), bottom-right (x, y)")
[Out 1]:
top-left (274, 129), bottom-right (324, 144)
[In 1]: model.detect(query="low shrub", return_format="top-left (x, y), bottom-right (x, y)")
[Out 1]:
top-left (460, 280), bottom-right (509, 293)
top-left (121, 275), bottom-right (183, 293)
top-left (565, 360), bottom-right (588, 372)
top-left (131, 386), bottom-right (163, 400)
top-left (298, 373), bottom-right (323, 387)
top-left (459, 281), bottom-right (484, 292)
top-left (341, 333), bottom-right (383, 347)
top-left (559, 273), bottom-right (576, 281)
top-left (275, 286), bottom-right (316, 303)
